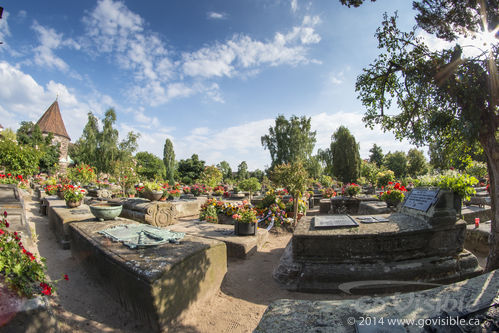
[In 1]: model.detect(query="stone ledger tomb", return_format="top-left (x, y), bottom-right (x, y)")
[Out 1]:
top-left (274, 188), bottom-right (482, 293)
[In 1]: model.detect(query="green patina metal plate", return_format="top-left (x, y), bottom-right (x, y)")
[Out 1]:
top-left (99, 224), bottom-right (185, 249)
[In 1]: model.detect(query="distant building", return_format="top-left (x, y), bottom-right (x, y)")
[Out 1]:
top-left (36, 100), bottom-right (71, 173)
top-left (0, 124), bottom-right (3, 131)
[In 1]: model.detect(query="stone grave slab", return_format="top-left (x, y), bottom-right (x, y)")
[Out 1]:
top-left (258, 270), bottom-right (499, 332)
top-left (465, 221), bottom-right (491, 256)
top-left (47, 203), bottom-right (95, 249)
top-left (462, 205), bottom-right (492, 224)
top-left (69, 218), bottom-right (227, 331)
top-left (168, 218), bottom-right (268, 259)
top-left (313, 215), bottom-right (358, 229)
top-left (0, 185), bottom-right (31, 245)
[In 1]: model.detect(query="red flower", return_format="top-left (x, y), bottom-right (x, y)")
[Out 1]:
top-left (0, 229), bottom-right (4, 235)
top-left (4, 221), bottom-right (9, 228)
top-left (3, 211), bottom-right (6, 217)
top-left (7, 173), bottom-right (11, 177)
top-left (64, 274), bottom-right (69, 281)
top-left (40, 283), bottom-right (52, 296)
top-left (388, 181), bottom-right (393, 185)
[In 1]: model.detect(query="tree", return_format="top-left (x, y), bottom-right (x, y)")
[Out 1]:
top-left (163, 138), bottom-right (176, 184)
top-left (330, 126), bottom-right (361, 183)
top-left (303, 155), bottom-right (323, 180)
top-left (177, 154), bottom-right (205, 184)
top-left (261, 115), bottom-right (316, 169)
top-left (0, 137), bottom-right (40, 176)
top-left (16, 121), bottom-right (60, 174)
top-left (407, 148), bottom-right (427, 177)
top-left (360, 160), bottom-right (380, 186)
top-left (384, 151), bottom-right (408, 179)
top-left (237, 161), bottom-right (249, 180)
top-left (199, 165), bottom-right (223, 187)
top-left (429, 138), bottom-right (486, 171)
top-left (271, 161), bottom-right (309, 225)
top-left (350, 1), bottom-right (499, 270)
top-left (69, 110), bottom-right (139, 174)
top-left (135, 152), bottom-right (165, 180)
top-left (369, 144), bottom-right (384, 167)
top-left (239, 177), bottom-right (261, 200)
top-left (317, 148), bottom-right (334, 177)
top-left (250, 169), bottom-right (265, 182)
top-left (217, 161), bottom-right (233, 182)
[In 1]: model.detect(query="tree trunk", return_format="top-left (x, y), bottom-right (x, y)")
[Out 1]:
top-left (293, 196), bottom-right (299, 227)
top-left (480, 134), bottom-right (499, 272)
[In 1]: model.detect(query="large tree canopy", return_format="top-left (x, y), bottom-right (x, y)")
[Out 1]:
top-left (261, 115), bottom-right (316, 169)
top-left (350, 0), bottom-right (498, 270)
top-left (70, 109), bottom-right (139, 174)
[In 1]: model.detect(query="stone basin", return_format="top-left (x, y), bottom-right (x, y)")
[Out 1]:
top-left (89, 202), bottom-right (123, 221)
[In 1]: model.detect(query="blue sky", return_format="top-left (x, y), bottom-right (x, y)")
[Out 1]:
top-left (0, 0), bottom-right (422, 170)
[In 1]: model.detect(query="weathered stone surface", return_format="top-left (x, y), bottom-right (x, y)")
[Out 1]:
top-left (0, 282), bottom-right (58, 333)
top-left (258, 270), bottom-right (499, 333)
top-left (277, 239), bottom-right (481, 293)
top-left (168, 219), bottom-right (268, 258)
top-left (69, 218), bottom-right (227, 331)
top-left (47, 202), bottom-right (95, 249)
top-left (330, 195), bottom-right (380, 214)
top-left (0, 185), bottom-right (32, 245)
top-left (292, 216), bottom-right (466, 263)
top-left (462, 205), bottom-right (492, 224)
top-left (319, 198), bottom-right (330, 214)
top-left (357, 201), bottom-right (390, 215)
top-left (465, 221), bottom-right (491, 256)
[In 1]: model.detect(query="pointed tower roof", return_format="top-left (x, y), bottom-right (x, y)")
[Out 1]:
top-left (36, 100), bottom-right (71, 140)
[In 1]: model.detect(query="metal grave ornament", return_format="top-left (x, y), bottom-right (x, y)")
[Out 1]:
top-left (99, 224), bottom-right (185, 249)
top-left (314, 215), bottom-right (358, 229)
top-left (403, 188), bottom-right (439, 212)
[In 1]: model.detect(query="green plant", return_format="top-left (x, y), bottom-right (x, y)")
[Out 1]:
top-left (321, 187), bottom-right (336, 198)
top-left (376, 170), bottom-right (395, 188)
top-left (415, 171), bottom-right (478, 201)
top-left (168, 189), bottom-right (181, 198)
top-left (319, 175), bottom-right (333, 188)
top-left (67, 163), bottom-right (97, 185)
top-left (1, 211), bottom-right (68, 297)
top-left (239, 177), bottom-right (261, 199)
top-left (199, 166), bottom-right (223, 187)
top-left (232, 208), bottom-right (258, 224)
top-left (143, 181), bottom-right (162, 192)
top-left (379, 182), bottom-right (408, 206)
top-left (343, 183), bottom-right (361, 197)
top-left (43, 184), bottom-right (58, 195)
top-left (200, 205), bottom-right (218, 223)
top-left (63, 186), bottom-right (85, 202)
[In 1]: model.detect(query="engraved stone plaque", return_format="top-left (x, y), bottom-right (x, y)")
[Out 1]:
top-left (403, 188), bottom-right (439, 212)
top-left (314, 215), bottom-right (358, 229)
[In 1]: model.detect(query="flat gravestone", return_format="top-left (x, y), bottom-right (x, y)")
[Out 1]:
top-left (0, 187), bottom-right (17, 201)
top-left (313, 215), bottom-right (358, 229)
top-left (403, 188), bottom-right (439, 212)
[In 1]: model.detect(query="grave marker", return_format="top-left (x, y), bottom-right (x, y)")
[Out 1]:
top-left (403, 188), bottom-right (439, 212)
top-left (314, 215), bottom-right (358, 229)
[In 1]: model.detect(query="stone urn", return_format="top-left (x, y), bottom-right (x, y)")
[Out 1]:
top-left (65, 200), bottom-right (82, 209)
top-left (89, 202), bottom-right (123, 221)
top-left (145, 190), bottom-right (163, 201)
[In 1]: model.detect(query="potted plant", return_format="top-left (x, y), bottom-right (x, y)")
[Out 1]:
top-left (143, 181), bottom-right (163, 201)
top-left (127, 188), bottom-right (136, 198)
top-left (343, 183), bottom-right (361, 197)
top-left (232, 208), bottom-right (258, 236)
top-left (63, 185), bottom-right (85, 208)
top-left (43, 184), bottom-right (58, 196)
top-left (168, 189), bottom-right (181, 201)
top-left (379, 182), bottom-right (408, 207)
top-left (239, 177), bottom-right (261, 200)
top-left (212, 185), bottom-right (225, 197)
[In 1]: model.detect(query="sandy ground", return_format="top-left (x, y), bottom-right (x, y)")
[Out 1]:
top-left (23, 196), bottom-right (348, 333)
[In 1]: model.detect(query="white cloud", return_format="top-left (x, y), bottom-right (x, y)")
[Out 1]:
top-left (290, 0), bottom-right (298, 13)
top-left (31, 21), bottom-right (80, 72)
top-left (182, 16), bottom-right (321, 79)
top-left (311, 112), bottom-right (419, 159)
top-left (82, 0), bottom-right (321, 106)
top-left (207, 12), bottom-right (227, 20)
top-left (0, 61), bottom-right (111, 142)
